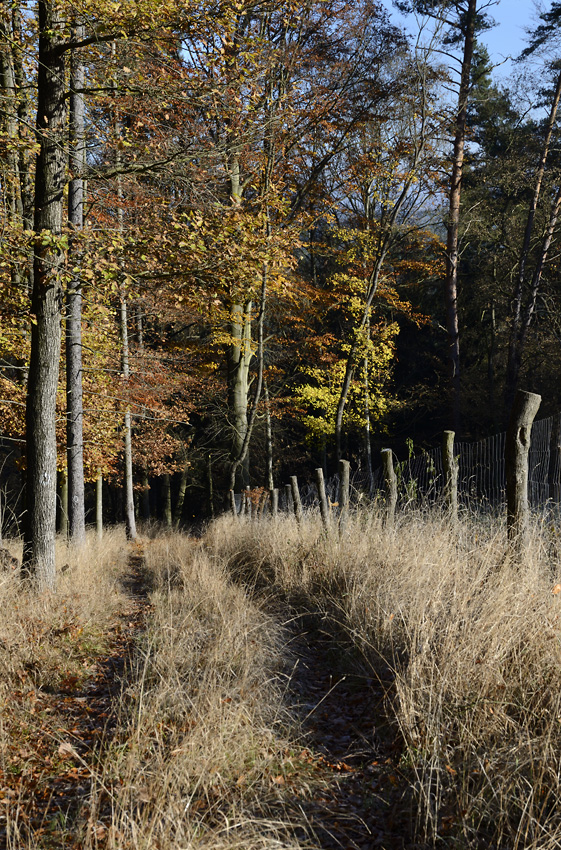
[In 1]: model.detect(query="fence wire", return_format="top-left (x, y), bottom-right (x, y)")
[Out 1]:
top-left (297, 412), bottom-right (561, 512)
top-left (234, 413), bottom-right (561, 514)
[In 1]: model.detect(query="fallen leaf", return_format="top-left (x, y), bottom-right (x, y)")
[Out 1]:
top-left (552, 584), bottom-right (561, 595)
top-left (58, 742), bottom-right (79, 760)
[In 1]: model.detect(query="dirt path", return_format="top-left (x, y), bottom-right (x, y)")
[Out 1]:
top-left (0, 552), bottom-right (151, 850)
top-left (285, 631), bottom-right (424, 850)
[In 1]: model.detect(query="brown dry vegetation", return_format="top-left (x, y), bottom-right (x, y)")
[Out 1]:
top-left (2, 509), bottom-right (561, 848)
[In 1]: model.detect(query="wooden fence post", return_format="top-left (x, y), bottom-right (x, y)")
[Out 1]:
top-left (381, 449), bottom-right (397, 526)
top-left (290, 475), bottom-right (303, 524)
top-left (270, 488), bottom-right (278, 517)
top-left (315, 467), bottom-right (330, 531)
top-left (442, 430), bottom-right (458, 522)
top-left (284, 483), bottom-right (293, 514)
top-left (506, 390), bottom-right (541, 550)
top-left (338, 459), bottom-right (350, 532)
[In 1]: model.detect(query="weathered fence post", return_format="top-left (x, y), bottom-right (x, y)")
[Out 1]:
top-left (315, 467), bottom-right (330, 531)
top-left (505, 390), bottom-right (541, 550)
top-left (244, 486), bottom-right (252, 517)
top-left (284, 483), bottom-right (293, 514)
top-left (229, 489), bottom-right (238, 519)
top-left (338, 459), bottom-right (350, 532)
top-left (381, 448), bottom-right (397, 526)
top-left (270, 488), bottom-right (278, 517)
top-left (290, 475), bottom-right (303, 524)
top-left (442, 430), bottom-right (458, 522)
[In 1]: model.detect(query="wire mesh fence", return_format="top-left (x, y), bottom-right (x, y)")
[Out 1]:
top-left (281, 412), bottom-right (561, 513)
top-left (231, 412), bottom-right (561, 516)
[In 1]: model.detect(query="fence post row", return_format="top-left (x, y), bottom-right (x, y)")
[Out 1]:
top-left (505, 389), bottom-right (542, 551)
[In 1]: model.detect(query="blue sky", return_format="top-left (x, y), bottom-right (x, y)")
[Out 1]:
top-left (390, 0), bottom-right (539, 79)
top-left (482, 0), bottom-right (536, 74)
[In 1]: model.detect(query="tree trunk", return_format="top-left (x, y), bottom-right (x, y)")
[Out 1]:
top-left (162, 473), bottom-right (172, 528)
top-left (505, 68), bottom-right (561, 412)
top-left (445, 0), bottom-right (477, 434)
top-left (121, 295), bottom-right (137, 541)
top-left (22, 1), bottom-right (67, 589)
top-left (227, 301), bottom-right (252, 489)
top-left (66, 22), bottom-right (86, 545)
top-left (264, 380), bottom-right (274, 491)
top-left (96, 469), bottom-right (103, 541)
top-left (59, 468), bottom-right (68, 539)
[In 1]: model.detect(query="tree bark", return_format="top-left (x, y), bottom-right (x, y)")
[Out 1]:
top-left (66, 22), bottom-right (86, 545)
top-left (121, 295), bottom-right (137, 541)
top-left (505, 68), bottom-right (561, 412)
top-left (162, 473), bottom-right (172, 527)
top-left (338, 458), bottom-right (350, 532)
top-left (22, 1), bottom-right (67, 589)
top-left (444, 0), bottom-right (477, 434)
top-left (96, 469), bottom-right (103, 541)
top-left (227, 301), bottom-right (252, 489)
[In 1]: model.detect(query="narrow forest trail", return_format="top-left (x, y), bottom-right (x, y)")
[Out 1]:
top-left (0, 548), bottom-right (152, 850)
top-left (281, 630), bottom-right (424, 850)
top-left (1, 542), bottom-right (425, 850)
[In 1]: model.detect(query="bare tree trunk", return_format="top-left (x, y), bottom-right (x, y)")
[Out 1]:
top-left (96, 469), bottom-right (103, 541)
top-left (115, 80), bottom-right (136, 541)
top-left (162, 473), bottom-right (172, 528)
top-left (445, 0), bottom-right (477, 434)
top-left (22, 1), bottom-right (67, 589)
top-left (228, 301), bottom-right (252, 489)
top-left (507, 182), bottom-right (561, 401)
top-left (173, 462), bottom-right (189, 526)
top-left (120, 295), bottom-right (136, 540)
top-left (59, 468), bottom-right (68, 539)
top-left (66, 22), bottom-right (86, 545)
top-left (505, 68), bottom-right (561, 412)
top-left (264, 380), bottom-right (274, 491)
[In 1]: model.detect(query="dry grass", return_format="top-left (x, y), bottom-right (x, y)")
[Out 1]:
top-left (3, 508), bottom-right (561, 848)
top-left (99, 534), bottom-right (310, 850)
top-left (204, 509), bottom-right (561, 848)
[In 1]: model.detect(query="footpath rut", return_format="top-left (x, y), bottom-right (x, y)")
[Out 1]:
top-left (284, 631), bottom-right (424, 850)
top-left (0, 552), bottom-right (151, 850)
top-left (1, 547), bottom-right (423, 850)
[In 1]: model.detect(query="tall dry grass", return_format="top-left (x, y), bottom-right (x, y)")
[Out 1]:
top-left (101, 534), bottom-right (309, 850)
top-left (204, 509), bottom-right (561, 848)
top-left (3, 508), bottom-right (561, 849)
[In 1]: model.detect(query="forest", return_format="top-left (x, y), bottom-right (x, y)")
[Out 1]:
top-left (6, 3), bottom-right (561, 848)
top-left (2, 0), bottom-right (561, 582)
